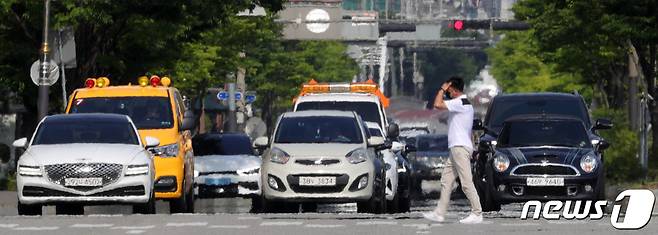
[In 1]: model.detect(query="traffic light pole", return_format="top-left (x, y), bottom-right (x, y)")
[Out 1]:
top-left (37, 0), bottom-right (52, 120)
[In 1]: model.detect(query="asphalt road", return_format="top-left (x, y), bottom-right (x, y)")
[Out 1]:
top-left (0, 191), bottom-right (656, 235)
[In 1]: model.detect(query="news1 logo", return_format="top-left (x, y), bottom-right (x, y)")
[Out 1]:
top-left (520, 189), bottom-right (655, 230)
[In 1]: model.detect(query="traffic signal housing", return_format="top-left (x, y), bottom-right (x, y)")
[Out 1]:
top-left (449, 19), bottom-right (530, 31)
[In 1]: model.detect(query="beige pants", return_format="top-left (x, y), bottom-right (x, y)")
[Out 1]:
top-left (433, 146), bottom-right (482, 216)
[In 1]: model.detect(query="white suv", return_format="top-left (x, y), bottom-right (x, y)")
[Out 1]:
top-left (255, 110), bottom-right (387, 213)
top-left (13, 113), bottom-right (157, 215)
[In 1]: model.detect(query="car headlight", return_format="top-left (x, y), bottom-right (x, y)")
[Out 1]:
top-left (580, 154), bottom-right (597, 173)
top-left (150, 143), bottom-right (179, 158)
top-left (493, 155), bottom-right (510, 172)
top-left (18, 165), bottom-right (42, 177)
top-left (125, 164), bottom-right (149, 176)
top-left (269, 148), bottom-right (290, 164)
top-left (237, 167), bottom-right (260, 176)
top-left (346, 148), bottom-right (368, 164)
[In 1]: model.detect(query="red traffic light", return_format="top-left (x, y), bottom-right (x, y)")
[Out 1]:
top-left (453, 20), bottom-right (464, 31)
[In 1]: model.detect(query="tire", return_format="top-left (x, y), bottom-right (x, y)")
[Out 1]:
top-left (301, 203), bottom-right (318, 213)
top-left (133, 192), bottom-right (156, 214)
top-left (170, 179), bottom-right (195, 213)
top-left (397, 182), bottom-right (411, 213)
top-left (17, 202), bottom-right (42, 216)
top-left (250, 197), bottom-right (263, 213)
top-left (386, 194), bottom-right (400, 214)
top-left (55, 204), bottom-right (84, 215)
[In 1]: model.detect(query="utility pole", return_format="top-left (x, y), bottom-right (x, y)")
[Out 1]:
top-left (38, 0), bottom-right (52, 120)
top-left (226, 82), bottom-right (238, 132)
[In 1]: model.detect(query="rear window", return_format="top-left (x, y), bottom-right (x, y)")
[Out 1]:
top-left (70, 97), bottom-right (174, 129)
top-left (416, 135), bottom-right (448, 152)
top-left (486, 97), bottom-right (590, 129)
top-left (33, 121), bottom-right (139, 145)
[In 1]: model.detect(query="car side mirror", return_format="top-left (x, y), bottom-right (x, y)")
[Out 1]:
top-left (12, 138), bottom-right (27, 148)
top-left (592, 139), bottom-right (610, 151)
top-left (180, 110), bottom-right (196, 131)
top-left (404, 144), bottom-right (417, 153)
top-left (473, 119), bottom-right (484, 131)
top-left (386, 123), bottom-right (400, 139)
top-left (367, 136), bottom-right (386, 148)
top-left (593, 118), bottom-right (613, 130)
top-left (254, 137), bottom-right (269, 149)
top-left (144, 136), bottom-right (160, 148)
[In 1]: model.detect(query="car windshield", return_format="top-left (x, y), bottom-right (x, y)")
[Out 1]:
top-left (498, 120), bottom-right (591, 148)
top-left (192, 134), bottom-right (254, 156)
top-left (486, 98), bottom-right (590, 129)
top-left (416, 135), bottom-right (448, 152)
top-left (69, 97), bottom-right (174, 129)
top-left (296, 101), bottom-right (382, 129)
top-left (32, 120), bottom-right (139, 145)
top-left (275, 116), bottom-right (363, 144)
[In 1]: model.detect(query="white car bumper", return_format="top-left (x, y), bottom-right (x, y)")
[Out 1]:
top-left (18, 174), bottom-right (152, 205)
top-left (261, 159), bottom-right (375, 203)
top-left (194, 173), bottom-right (260, 198)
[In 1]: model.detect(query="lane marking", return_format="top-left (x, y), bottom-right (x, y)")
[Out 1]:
top-left (111, 225), bottom-right (156, 230)
top-left (88, 214), bottom-right (123, 217)
top-left (0, 224), bottom-right (19, 228)
top-left (12, 226), bottom-right (59, 231)
top-left (260, 221), bottom-right (303, 226)
top-left (500, 223), bottom-right (540, 226)
top-left (165, 222), bottom-right (208, 227)
top-left (71, 223), bottom-right (114, 228)
top-left (237, 216), bottom-right (261, 220)
top-left (305, 224), bottom-right (345, 228)
top-left (126, 230), bottom-right (145, 234)
top-left (208, 225), bottom-right (250, 229)
top-left (416, 231), bottom-right (430, 234)
top-left (356, 221), bottom-right (398, 225)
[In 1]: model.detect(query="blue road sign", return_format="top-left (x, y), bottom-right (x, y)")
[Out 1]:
top-left (235, 92), bottom-right (242, 100)
top-left (217, 91), bottom-right (228, 100)
top-left (245, 94), bottom-right (256, 103)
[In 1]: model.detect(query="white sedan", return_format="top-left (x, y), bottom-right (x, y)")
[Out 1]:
top-left (13, 113), bottom-right (158, 215)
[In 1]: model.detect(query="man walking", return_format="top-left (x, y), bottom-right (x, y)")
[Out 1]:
top-left (423, 76), bottom-right (483, 224)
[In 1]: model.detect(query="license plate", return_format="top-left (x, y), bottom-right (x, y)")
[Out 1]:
top-left (205, 178), bottom-right (231, 186)
top-left (64, 177), bottom-right (103, 186)
top-left (526, 177), bottom-right (564, 186)
top-left (299, 176), bottom-right (336, 186)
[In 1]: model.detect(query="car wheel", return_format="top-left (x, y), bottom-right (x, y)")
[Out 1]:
top-left (55, 204), bottom-right (84, 215)
top-left (386, 193), bottom-right (400, 214)
top-left (250, 197), bottom-right (263, 213)
top-left (133, 192), bottom-right (156, 214)
top-left (17, 202), bottom-right (42, 216)
top-left (397, 182), bottom-right (411, 213)
top-left (301, 203), bottom-right (318, 213)
top-left (170, 179), bottom-right (195, 213)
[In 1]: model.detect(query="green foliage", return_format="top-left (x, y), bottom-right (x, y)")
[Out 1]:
top-left (486, 31), bottom-right (591, 98)
top-left (420, 48), bottom-right (482, 100)
top-left (592, 108), bottom-right (642, 182)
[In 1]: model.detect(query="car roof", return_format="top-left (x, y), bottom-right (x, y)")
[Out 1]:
top-left (73, 85), bottom-right (173, 98)
top-left (284, 110), bottom-right (356, 118)
top-left (45, 113), bottom-right (130, 123)
top-left (416, 134), bottom-right (448, 139)
top-left (494, 92), bottom-right (582, 100)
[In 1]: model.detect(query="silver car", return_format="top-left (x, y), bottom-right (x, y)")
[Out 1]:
top-left (255, 110), bottom-right (388, 213)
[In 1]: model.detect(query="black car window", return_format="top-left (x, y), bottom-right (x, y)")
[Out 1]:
top-left (192, 134), bottom-right (254, 156)
top-left (486, 98), bottom-right (590, 129)
top-left (33, 120), bottom-right (139, 145)
top-left (275, 116), bottom-right (363, 144)
top-left (368, 127), bottom-right (383, 137)
top-left (416, 135), bottom-right (449, 152)
top-left (498, 120), bottom-right (591, 148)
top-left (70, 97), bottom-right (174, 129)
top-left (296, 101), bottom-right (382, 129)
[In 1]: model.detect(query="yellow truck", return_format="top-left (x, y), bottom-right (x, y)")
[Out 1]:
top-left (65, 76), bottom-right (195, 213)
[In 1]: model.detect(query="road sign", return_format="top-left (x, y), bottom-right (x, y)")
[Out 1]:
top-left (217, 91), bottom-right (229, 100)
top-left (30, 60), bottom-right (59, 86)
top-left (245, 91), bottom-right (257, 103)
top-left (235, 92), bottom-right (242, 100)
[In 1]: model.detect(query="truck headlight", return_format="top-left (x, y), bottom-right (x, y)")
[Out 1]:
top-left (150, 143), bottom-right (179, 158)
top-left (580, 155), bottom-right (597, 173)
top-left (18, 165), bottom-right (42, 177)
top-left (346, 148), bottom-right (368, 164)
top-left (493, 155), bottom-right (510, 172)
top-left (269, 148), bottom-right (290, 164)
top-left (125, 164), bottom-right (149, 176)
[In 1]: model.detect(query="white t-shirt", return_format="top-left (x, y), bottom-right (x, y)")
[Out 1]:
top-left (445, 94), bottom-right (474, 151)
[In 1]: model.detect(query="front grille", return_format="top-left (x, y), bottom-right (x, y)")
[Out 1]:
top-left (524, 186), bottom-right (567, 197)
top-left (22, 185), bottom-right (145, 197)
top-left (295, 159), bottom-right (341, 166)
top-left (287, 174), bottom-right (349, 193)
top-left (512, 165), bottom-right (578, 176)
top-left (45, 163), bottom-right (123, 191)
